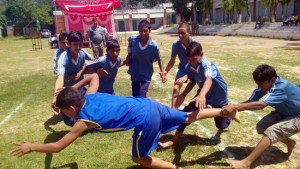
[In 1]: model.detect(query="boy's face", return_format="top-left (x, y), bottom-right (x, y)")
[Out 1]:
top-left (255, 77), bottom-right (275, 92)
top-left (59, 37), bottom-right (69, 50)
top-left (69, 41), bottom-right (83, 54)
top-left (139, 26), bottom-right (150, 40)
top-left (60, 106), bottom-right (78, 118)
top-left (178, 28), bottom-right (190, 42)
top-left (187, 53), bottom-right (203, 68)
top-left (107, 47), bottom-right (120, 60)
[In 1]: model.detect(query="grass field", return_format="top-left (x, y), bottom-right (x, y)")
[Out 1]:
top-left (0, 33), bottom-right (300, 169)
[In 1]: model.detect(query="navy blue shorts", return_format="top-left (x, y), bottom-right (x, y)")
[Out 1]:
top-left (131, 100), bottom-right (187, 158)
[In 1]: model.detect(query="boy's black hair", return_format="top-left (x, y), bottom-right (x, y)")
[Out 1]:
top-left (56, 87), bottom-right (84, 109)
top-left (92, 18), bottom-right (97, 22)
top-left (138, 20), bottom-right (151, 31)
top-left (106, 39), bottom-right (120, 50)
top-left (186, 41), bottom-right (203, 57)
top-left (67, 31), bottom-right (84, 44)
top-left (252, 64), bottom-right (277, 82)
top-left (178, 22), bottom-right (191, 32)
top-left (58, 32), bottom-right (68, 41)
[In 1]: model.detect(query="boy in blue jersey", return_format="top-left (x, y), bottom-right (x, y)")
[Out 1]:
top-left (125, 20), bottom-right (167, 97)
top-left (85, 39), bottom-right (124, 94)
top-left (164, 22), bottom-right (197, 108)
top-left (52, 31), bottom-right (88, 126)
top-left (12, 74), bottom-right (239, 169)
top-left (223, 64), bottom-right (300, 169)
top-left (159, 41), bottom-right (231, 148)
top-left (53, 32), bottom-right (95, 76)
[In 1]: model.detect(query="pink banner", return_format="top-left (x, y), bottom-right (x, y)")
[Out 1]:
top-left (65, 15), bottom-right (114, 36)
top-left (55, 0), bottom-right (120, 15)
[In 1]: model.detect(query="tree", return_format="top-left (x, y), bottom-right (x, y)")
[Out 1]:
top-left (195, 0), bottom-right (213, 24)
top-left (4, 0), bottom-right (52, 26)
top-left (279, 0), bottom-right (291, 17)
top-left (222, 0), bottom-right (234, 24)
top-left (262, 0), bottom-right (278, 22)
top-left (234, 0), bottom-right (246, 23)
top-left (170, 0), bottom-right (191, 22)
top-left (245, 0), bottom-right (251, 22)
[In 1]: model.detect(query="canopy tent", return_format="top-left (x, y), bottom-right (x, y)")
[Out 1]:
top-left (54, 0), bottom-right (120, 35)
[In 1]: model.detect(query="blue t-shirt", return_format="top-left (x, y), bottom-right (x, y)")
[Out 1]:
top-left (53, 47), bottom-right (65, 75)
top-left (171, 37), bottom-right (197, 71)
top-left (185, 56), bottom-right (228, 106)
top-left (54, 48), bottom-right (92, 76)
top-left (127, 35), bottom-right (161, 82)
top-left (57, 49), bottom-right (86, 86)
top-left (78, 93), bottom-right (152, 132)
top-left (86, 54), bottom-right (121, 93)
top-left (249, 76), bottom-right (300, 117)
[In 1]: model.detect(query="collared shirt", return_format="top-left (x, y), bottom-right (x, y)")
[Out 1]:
top-left (249, 76), bottom-right (300, 117)
top-left (127, 35), bottom-right (161, 82)
top-left (171, 37), bottom-right (197, 71)
top-left (185, 56), bottom-right (228, 106)
top-left (86, 54), bottom-right (121, 93)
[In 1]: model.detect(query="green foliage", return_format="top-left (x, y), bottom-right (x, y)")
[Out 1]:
top-left (4, 0), bottom-right (52, 25)
top-left (0, 14), bottom-right (7, 27)
top-left (170, 0), bottom-right (192, 21)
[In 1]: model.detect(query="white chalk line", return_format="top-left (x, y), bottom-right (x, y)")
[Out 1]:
top-left (229, 99), bottom-right (300, 141)
top-left (153, 74), bottom-right (300, 159)
top-left (0, 86), bottom-right (41, 127)
top-left (194, 121), bottom-right (236, 159)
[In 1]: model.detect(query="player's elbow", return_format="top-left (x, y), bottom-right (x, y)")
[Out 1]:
top-left (50, 143), bottom-right (65, 153)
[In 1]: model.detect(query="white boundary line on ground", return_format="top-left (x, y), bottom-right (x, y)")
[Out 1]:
top-left (194, 121), bottom-right (236, 159)
top-left (0, 87), bottom-right (39, 127)
top-left (229, 100), bottom-right (300, 141)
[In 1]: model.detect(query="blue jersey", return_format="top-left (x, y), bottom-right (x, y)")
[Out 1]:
top-left (171, 37), bottom-right (197, 71)
top-left (185, 56), bottom-right (228, 106)
top-left (54, 49), bottom-right (92, 76)
top-left (249, 76), bottom-right (300, 117)
top-left (86, 54), bottom-right (121, 93)
top-left (57, 49), bottom-right (86, 86)
top-left (53, 47), bottom-right (65, 75)
top-left (127, 35), bottom-right (161, 82)
top-left (78, 93), bottom-right (187, 158)
top-left (78, 93), bottom-right (186, 133)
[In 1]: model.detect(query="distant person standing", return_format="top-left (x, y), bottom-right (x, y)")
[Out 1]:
top-left (89, 18), bottom-right (107, 58)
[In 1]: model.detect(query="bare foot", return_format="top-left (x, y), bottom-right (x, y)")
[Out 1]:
top-left (286, 140), bottom-right (296, 159)
top-left (230, 110), bottom-right (240, 123)
top-left (226, 159), bottom-right (251, 169)
top-left (158, 141), bottom-right (174, 149)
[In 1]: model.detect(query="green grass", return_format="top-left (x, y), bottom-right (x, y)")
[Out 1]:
top-left (0, 34), bottom-right (300, 169)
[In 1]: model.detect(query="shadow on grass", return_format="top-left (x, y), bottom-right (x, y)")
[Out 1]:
top-left (178, 145), bottom-right (288, 168)
top-left (43, 115), bottom-right (91, 169)
top-left (278, 43), bottom-right (300, 50)
top-left (126, 165), bottom-right (148, 169)
top-left (44, 115), bottom-right (63, 132)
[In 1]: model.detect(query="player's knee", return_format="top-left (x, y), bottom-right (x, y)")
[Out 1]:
top-left (173, 84), bottom-right (180, 93)
top-left (256, 121), bottom-right (265, 134)
top-left (132, 156), bottom-right (145, 165)
top-left (215, 117), bottom-right (231, 130)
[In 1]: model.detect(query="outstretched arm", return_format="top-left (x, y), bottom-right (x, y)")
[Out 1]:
top-left (72, 73), bottom-right (99, 94)
top-left (222, 101), bottom-right (267, 116)
top-left (11, 121), bottom-right (93, 157)
top-left (192, 76), bottom-right (212, 110)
